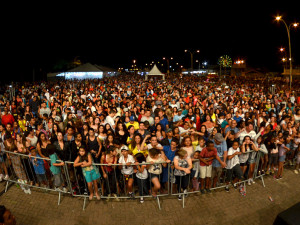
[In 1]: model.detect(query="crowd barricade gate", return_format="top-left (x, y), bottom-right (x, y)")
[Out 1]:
top-left (63, 161), bottom-right (170, 210)
top-left (170, 149), bottom-right (266, 208)
top-left (1, 149), bottom-right (71, 206)
top-left (1, 149), bottom-right (267, 210)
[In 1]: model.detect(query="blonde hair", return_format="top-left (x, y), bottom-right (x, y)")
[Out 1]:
top-left (176, 148), bottom-right (187, 158)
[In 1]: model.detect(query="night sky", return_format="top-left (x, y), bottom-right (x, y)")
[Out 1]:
top-left (6, 3), bottom-right (299, 82)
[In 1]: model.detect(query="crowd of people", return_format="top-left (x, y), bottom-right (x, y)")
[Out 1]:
top-left (0, 74), bottom-right (299, 203)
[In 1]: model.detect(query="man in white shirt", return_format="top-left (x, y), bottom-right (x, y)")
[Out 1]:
top-left (105, 109), bottom-right (117, 130)
top-left (140, 109), bottom-right (154, 126)
top-left (236, 122), bottom-right (257, 144)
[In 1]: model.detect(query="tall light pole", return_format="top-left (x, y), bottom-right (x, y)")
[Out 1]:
top-left (163, 57), bottom-right (173, 75)
top-left (184, 49), bottom-right (200, 71)
top-left (275, 16), bottom-right (299, 90)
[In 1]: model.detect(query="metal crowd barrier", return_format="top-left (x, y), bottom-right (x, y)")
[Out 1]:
top-left (170, 149), bottom-right (266, 208)
top-left (0, 149), bottom-right (267, 210)
top-left (63, 161), bottom-right (170, 210)
top-left (1, 149), bottom-right (71, 206)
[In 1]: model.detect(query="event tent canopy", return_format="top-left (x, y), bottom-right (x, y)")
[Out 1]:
top-left (145, 64), bottom-right (165, 80)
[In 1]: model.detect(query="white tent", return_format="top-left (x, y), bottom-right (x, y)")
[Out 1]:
top-left (145, 64), bottom-right (165, 80)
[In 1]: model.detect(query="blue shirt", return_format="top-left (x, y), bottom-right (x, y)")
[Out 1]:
top-left (160, 118), bottom-right (169, 131)
top-left (30, 154), bottom-right (45, 175)
top-left (225, 127), bottom-right (239, 135)
top-left (212, 139), bottom-right (227, 167)
top-left (173, 114), bottom-right (184, 122)
top-left (163, 146), bottom-right (176, 162)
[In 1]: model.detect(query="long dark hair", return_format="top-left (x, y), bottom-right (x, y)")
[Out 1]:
top-left (79, 146), bottom-right (89, 162)
top-left (130, 133), bottom-right (143, 150)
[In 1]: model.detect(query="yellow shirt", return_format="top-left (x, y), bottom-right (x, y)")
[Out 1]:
top-left (129, 143), bottom-right (148, 156)
top-left (18, 120), bottom-right (26, 132)
top-left (126, 121), bottom-right (140, 130)
top-left (192, 140), bottom-right (199, 149)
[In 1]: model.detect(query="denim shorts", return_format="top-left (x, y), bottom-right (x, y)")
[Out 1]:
top-left (279, 155), bottom-right (286, 162)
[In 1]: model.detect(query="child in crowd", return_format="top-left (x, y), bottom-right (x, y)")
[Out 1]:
top-left (146, 148), bottom-right (170, 198)
top-left (0, 138), bottom-right (9, 181)
top-left (195, 136), bottom-right (205, 152)
top-left (74, 146), bottom-right (101, 200)
top-left (47, 144), bottom-right (66, 192)
top-left (276, 136), bottom-right (290, 179)
top-left (29, 146), bottom-right (47, 187)
top-left (266, 137), bottom-right (278, 175)
top-left (293, 132), bottom-right (300, 174)
top-left (118, 145), bottom-right (135, 198)
top-left (294, 145), bottom-right (300, 174)
top-left (199, 141), bottom-right (217, 194)
top-left (225, 141), bottom-right (243, 193)
top-left (135, 153), bottom-right (149, 203)
top-left (173, 149), bottom-right (192, 200)
top-left (192, 150), bottom-right (200, 191)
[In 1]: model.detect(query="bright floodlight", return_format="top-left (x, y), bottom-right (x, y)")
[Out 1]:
top-left (276, 16), bottom-right (282, 21)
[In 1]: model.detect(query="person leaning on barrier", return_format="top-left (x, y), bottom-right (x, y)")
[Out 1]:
top-left (0, 205), bottom-right (16, 225)
top-left (47, 144), bottom-right (66, 192)
top-left (146, 148), bottom-right (170, 199)
top-left (173, 148), bottom-right (192, 201)
top-left (211, 133), bottom-right (227, 189)
top-left (74, 145), bottom-right (101, 200)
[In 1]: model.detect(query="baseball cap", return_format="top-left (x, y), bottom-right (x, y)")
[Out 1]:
top-left (120, 145), bottom-right (129, 151)
top-left (166, 128), bottom-right (172, 133)
top-left (130, 116), bottom-right (135, 121)
top-left (214, 133), bottom-right (225, 143)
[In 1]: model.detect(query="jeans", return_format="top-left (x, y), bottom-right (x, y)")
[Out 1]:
top-left (136, 177), bottom-right (149, 196)
top-left (175, 175), bottom-right (189, 193)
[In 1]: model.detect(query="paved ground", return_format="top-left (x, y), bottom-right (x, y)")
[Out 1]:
top-left (1, 168), bottom-right (300, 225)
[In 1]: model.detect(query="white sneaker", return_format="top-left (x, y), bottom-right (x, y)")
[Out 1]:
top-left (27, 188), bottom-right (31, 194)
top-left (140, 197), bottom-right (144, 203)
top-left (247, 180), bottom-right (251, 186)
top-left (62, 187), bottom-right (68, 193)
top-left (0, 174), bottom-right (4, 182)
top-left (294, 170), bottom-right (299, 174)
top-left (251, 178), bottom-right (255, 184)
top-left (4, 175), bottom-right (9, 180)
top-left (183, 189), bottom-right (188, 197)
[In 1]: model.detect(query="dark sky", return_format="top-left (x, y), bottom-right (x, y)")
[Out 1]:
top-left (6, 3), bottom-right (299, 82)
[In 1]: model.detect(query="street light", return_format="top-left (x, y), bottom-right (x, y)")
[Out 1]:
top-left (275, 16), bottom-right (299, 90)
top-left (163, 57), bottom-right (174, 75)
top-left (184, 49), bottom-right (200, 70)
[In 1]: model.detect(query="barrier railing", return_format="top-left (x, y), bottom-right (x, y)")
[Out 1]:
top-left (0, 149), bottom-right (267, 210)
top-left (1, 149), bottom-right (71, 205)
top-left (170, 149), bottom-right (266, 208)
top-left (63, 161), bottom-right (170, 210)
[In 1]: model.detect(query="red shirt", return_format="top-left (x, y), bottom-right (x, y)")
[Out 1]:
top-left (199, 147), bottom-right (217, 166)
top-left (1, 114), bottom-right (15, 127)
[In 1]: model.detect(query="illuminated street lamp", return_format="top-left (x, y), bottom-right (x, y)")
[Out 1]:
top-left (275, 16), bottom-right (299, 90)
top-left (163, 57), bottom-right (174, 75)
top-left (184, 49), bottom-right (200, 70)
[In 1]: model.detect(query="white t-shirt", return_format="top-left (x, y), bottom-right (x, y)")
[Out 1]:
top-left (105, 115), bottom-right (115, 129)
top-left (146, 155), bottom-right (164, 174)
top-left (147, 143), bottom-right (162, 150)
top-left (227, 147), bottom-right (240, 169)
top-left (238, 130), bottom-right (257, 145)
top-left (136, 161), bottom-right (148, 179)
top-left (178, 126), bottom-right (190, 134)
top-left (118, 154), bottom-right (135, 175)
